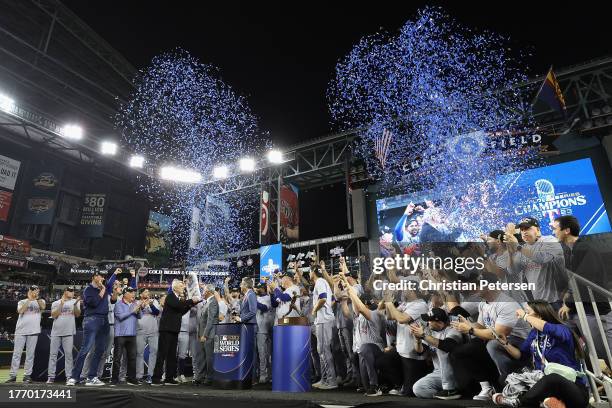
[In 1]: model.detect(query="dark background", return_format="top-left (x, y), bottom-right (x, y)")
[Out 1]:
top-left (62, 1), bottom-right (612, 147)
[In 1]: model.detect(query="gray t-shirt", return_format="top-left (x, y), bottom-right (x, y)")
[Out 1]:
top-left (138, 300), bottom-right (160, 335)
top-left (16, 299), bottom-right (44, 335)
top-left (51, 299), bottom-right (79, 337)
top-left (508, 235), bottom-right (565, 303)
top-left (478, 292), bottom-right (530, 339)
top-left (395, 299), bottom-right (429, 360)
top-left (353, 310), bottom-right (385, 353)
top-left (313, 278), bottom-right (334, 324)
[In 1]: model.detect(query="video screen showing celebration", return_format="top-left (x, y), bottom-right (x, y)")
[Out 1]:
top-left (377, 158), bottom-right (611, 254)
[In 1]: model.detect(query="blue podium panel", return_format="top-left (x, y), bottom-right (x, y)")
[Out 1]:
top-left (213, 323), bottom-right (256, 389)
top-left (272, 325), bottom-right (311, 392)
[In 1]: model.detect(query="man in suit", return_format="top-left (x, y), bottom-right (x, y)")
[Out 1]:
top-left (152, 279), bottom-right (201, 386)
top-left (237, 277), bottom-right (257, 325)
top-left (198, 284), bottom-right (218, 385)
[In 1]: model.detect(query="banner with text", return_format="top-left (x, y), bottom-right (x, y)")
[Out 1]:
top-left (79, 193), bottom-right (108, 238)
top-left (21, 163), bottom-right (63, 225)
top-left (280, 182), bottom-right (299, 243)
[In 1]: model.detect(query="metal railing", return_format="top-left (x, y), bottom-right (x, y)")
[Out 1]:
top-left (567, 270), bottom-right (612, 407)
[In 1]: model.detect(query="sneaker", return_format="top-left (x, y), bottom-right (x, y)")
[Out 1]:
top-left (164, 379), bottom-right (179, 386)
top-left (542, 397), bottom-right (566, 408)
top-left (178, 375), bottom-right (187, 383)
top-left (145, 376), bottom-right (152, 385)
top-left (151, 379), bottom-right (163, 387)
top-left (22, 375), bottom-right (32, 384)
top-left (4, 377), bottom-right (16, 383)
top-left (317, 382), bottom-right (338, 390)
top-left (85, 377), bottom-right (105, 387)
top-left (46, 377), bottom-right (55, 384)
top-left (493, 392), bottom-right (520, 407)
top-left (474, 385), bottom-right (495, 401)
top-left (434, 389), bottom-right (462, 400)
top-left (66, 378), bottom-right (77, 386)
top-left (366, 387), bottom-right (382, 397)
top-left (127, 380), bottom-right (141, 386)
top-left (109, 380), bottom-right (119, 387)
top-left (312, 380), bottom-right (324, 388)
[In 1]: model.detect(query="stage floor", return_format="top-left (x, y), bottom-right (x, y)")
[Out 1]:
top-left (0, 382), bottom-right (496, 408)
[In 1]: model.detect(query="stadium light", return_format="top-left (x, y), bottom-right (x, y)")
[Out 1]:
top-left (0, 94), bottom-right (15, 113)
top-left (60, 124), bottom-right (83, 141)
top-left (160, 166), bottom-right (202, 183)
top-left (239, 157), bottom-right (256, 172)
top-left (100, 141), bottom-right (117, 155)
top-left (129, 155), bottom-right (145, 168)
top-left (213, 165), bottom-right (229, 179)
top-left (267, 149), bottom-right (283, 164)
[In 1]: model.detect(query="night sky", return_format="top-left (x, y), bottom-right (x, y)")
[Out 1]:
top-left (64, 1), bottom-right (611, 148)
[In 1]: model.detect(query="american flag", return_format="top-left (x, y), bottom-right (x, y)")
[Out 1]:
top-left (375, 128), bottom-right (393, 168)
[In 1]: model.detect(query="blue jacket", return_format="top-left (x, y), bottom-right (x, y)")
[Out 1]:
top-left (240, 289), bottom-right (257, 324)
top-left (520, 322), bottom-right (582, 377)
top-left (83, 273), bottom-right (117, 318)
top-left (114, 299), bottom-right (141, 337)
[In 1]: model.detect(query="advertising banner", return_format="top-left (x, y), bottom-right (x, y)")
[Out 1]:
top-left (0, 154), bottom-right (20, 191)
top-left (21, 163), bottom-right (63, 225)
top-left (260, 184), bottom-right (272, 245)
top-left (79, 193), bottom-right (108, 238)
top-left (260, 242), bottom-right (282, 281)
top-left (0, 190), bottom-right (12, 222)
top-left (144, 211), bottom-right (172, 267)
top-left (280, 183), bottom-right (299, 243)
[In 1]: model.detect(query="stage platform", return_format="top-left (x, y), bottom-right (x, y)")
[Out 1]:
top-left (0, 382), bottom-right (496, 408)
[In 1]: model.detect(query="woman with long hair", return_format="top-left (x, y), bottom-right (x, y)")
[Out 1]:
top-left (493, 300), bottom-right (588, 408)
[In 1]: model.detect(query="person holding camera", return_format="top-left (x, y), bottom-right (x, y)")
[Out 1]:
top-left (6, 285), bottom-right (45, 383)
top-left (47, 286), bottom-right (80, 384)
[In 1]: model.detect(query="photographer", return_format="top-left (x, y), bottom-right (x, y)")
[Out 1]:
top-left (6, 285), bottom-right (45, 383)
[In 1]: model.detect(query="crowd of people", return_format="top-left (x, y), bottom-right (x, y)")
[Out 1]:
top-left (3, 214), bottom-right (609, 408)
top-left (0, 282), bottom-right (49, 303)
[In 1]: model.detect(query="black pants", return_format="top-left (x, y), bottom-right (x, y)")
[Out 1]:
top-left (374, 348), bottom-right (403, 389)
top-left (112, 336), bottom-right (137, 383)
top-left (152, 331), bottom-right (179, 382)
top-left (519, 374), bottom-right (589, 408)
top-left (358, 343), bottom-right (383, 388)
top-left (400, 357), bottom-right (428, 397)
top-left (451, 338), bottom-right (500, 392)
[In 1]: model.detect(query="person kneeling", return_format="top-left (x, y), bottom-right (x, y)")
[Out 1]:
top-left (410, 308), bottom-right (463, 400)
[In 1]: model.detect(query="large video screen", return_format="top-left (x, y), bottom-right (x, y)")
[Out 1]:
top-left (376, 158), bottom-right (611, 252)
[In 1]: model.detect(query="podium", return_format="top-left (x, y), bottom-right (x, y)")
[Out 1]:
top-left (212, 323), bottom-right (256, 389)
top-left (272, 317), bottom-right (311, 392)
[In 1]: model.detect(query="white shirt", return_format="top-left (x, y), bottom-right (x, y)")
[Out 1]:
top-left (312, 278), bottom-right (334, 324)
top-left (395, 299), bottom-right (428, 359)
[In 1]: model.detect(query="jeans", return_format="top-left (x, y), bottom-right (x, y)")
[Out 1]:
top-left (72, 315), bottom-right (109, 380)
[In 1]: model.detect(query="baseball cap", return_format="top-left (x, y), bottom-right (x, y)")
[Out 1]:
top-left (122, 286), bottom-right (135, 295)
top-left (92, 270), bottom-right (105, 277)
top-left (488, 230), bottom-right (505, 240)
top-left (29, 285), bottom-right (39, 291)
top-left (517, 217), bottom-right (540, 229)
top-left (421, 307), bottom-right (449, 323)
top-left (65, 286), bottom-right (75, 292)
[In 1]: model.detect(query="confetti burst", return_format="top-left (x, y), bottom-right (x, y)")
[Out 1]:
top-left (328, 7), bottom-right (542, 238)
top-left (116, 49), bottom-right (268, 266)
